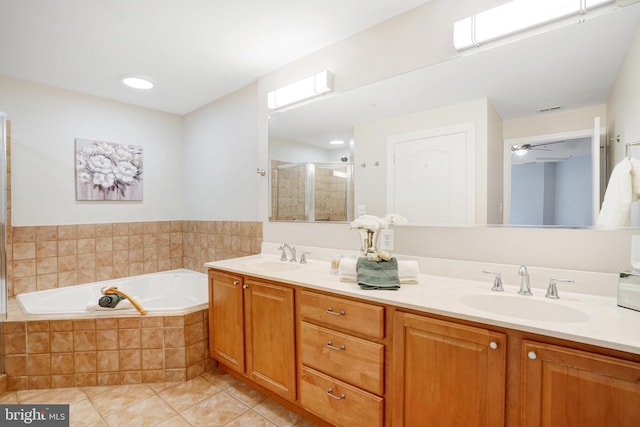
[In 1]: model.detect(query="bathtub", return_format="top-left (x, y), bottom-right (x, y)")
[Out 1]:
top-left (16, 269), bottom-right (208, 316)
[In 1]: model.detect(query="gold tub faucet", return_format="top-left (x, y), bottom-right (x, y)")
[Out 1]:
top-left (101, 286), bottom-right (147, 315)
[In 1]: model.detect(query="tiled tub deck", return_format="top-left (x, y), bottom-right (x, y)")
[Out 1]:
top-left (2, 303), bottom-right (212, 391)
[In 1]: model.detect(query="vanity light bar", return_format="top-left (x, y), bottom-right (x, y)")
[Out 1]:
top-left (267, 71), bottom-right (334, 110)
top-left (453, 0), bottom-right (614, 51)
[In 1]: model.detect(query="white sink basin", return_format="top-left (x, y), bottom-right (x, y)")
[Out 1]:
top-left (460, 294), bottom-right (589, 322)
top-left (243, 260), bottom-right (302, 273)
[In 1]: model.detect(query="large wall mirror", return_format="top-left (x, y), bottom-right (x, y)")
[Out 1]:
top-left (268, 3), bottom-right (640, 227)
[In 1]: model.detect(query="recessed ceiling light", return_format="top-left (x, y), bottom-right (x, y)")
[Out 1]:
top-left (329, 140), bottom-right (345, 145)
top-left (121, 75), bottom-right (154, 90)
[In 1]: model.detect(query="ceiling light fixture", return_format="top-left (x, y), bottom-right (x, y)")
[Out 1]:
top-left (512, 144), bottom-right (530, 156)
top-left (453, 0), bottom-right (614, 51)
top-left (329, 140), bottom-right (345, 145)
top-left (121, 75), bottom-right (155, 90)
top-left (267, 71), bottom-right (334, 110)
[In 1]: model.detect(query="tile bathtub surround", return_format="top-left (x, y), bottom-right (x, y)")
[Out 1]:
top-left (7, 220), bottom-right (262, 296)
top-left (2, 309), bottom-right (211, 391)
top-left (0, 367), bottom-right (317, 427)
top-left (182, 220), bottom-right (263, 273)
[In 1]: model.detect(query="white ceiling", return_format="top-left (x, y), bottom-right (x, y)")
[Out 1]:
top-left (0, 0), bottom-right (430, 114)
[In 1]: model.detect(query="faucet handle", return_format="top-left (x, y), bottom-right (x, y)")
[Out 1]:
top-left (278, 245), bottom-right (287, 261)
top-left (546, 277), bottom-right (574, 299)
top-left (300, 251), bottom-right (311, 264)
top-left (482, 270), bottom-right (504, 292)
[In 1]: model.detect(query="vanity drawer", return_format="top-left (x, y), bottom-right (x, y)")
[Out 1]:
top-left (300, 366), bottom-right (383, 427)
top-left (299, 290), bottom-right (384, 338)
top-left (300, 322), bottom-right (384, 395)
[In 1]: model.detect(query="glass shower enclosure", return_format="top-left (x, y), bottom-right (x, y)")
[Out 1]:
top-left (0, 112), bottom-right (7, 376)
top-left (270, 161), bottom-right (354, 222)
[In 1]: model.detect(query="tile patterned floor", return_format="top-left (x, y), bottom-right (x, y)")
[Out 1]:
top-left (0, 368), bottom-right (318, 427)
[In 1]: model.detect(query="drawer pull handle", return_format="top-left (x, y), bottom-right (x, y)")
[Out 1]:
top-left (326, 307), bottom-right (345, 316)
top-left (327, 388), bottom-right (346, 400)
top-left (326, 341), bottom-right (345, 351)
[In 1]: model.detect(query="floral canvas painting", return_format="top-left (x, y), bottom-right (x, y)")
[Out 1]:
top-left (75, 138), bottom-right (143, 201)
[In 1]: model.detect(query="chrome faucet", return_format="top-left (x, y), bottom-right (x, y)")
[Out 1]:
top-left (518, 265), bottom-right (533, 296)
top-left (482, 270), bottom-right (504, 292)
top-left (278, 243), bottom-right (297, 262)
top-left (545, 277), bottom-right (574, 299)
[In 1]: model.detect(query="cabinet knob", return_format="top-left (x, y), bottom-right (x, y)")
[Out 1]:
top-left (489, 341), bottom-right (498, 350)
top-left (327, 388), bottom-right (346, 400)
top-left (326, 307), bottom-right (346, 316)
top-left (242, 284), bottom-right (248, 289)
top-left (528, 351), bottom-right (537, 360)
top-left (233, 280), bottom-right (240, 286)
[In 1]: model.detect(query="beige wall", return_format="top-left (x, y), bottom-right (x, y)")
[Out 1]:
top-left (503, 104), bottom-right (607, 140)
top-left (607, 24), bottom-right (640, 165)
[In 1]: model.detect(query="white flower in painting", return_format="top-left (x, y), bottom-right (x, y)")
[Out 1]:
top-left (95, 141), bottom-right (116, 157)
top-left (79, 144), bottom-right (97, 156)
top-left (113, 146), bottom-right (134, 162)
top-left (114, 161), bottom-right (138, 184)
top-left (132, 152), bottom-right (142, 167)
top-left (77, 171), bottom-right (92, 183)
top-left (93, 172), bottom-right (115, 189)
top-left (86, 155), bottom-right (114, 174)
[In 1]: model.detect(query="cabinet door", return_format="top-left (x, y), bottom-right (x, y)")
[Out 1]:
top-left (245, 279), bottom-right (296, 400)
top-left (522, 340), bottom-right (640, 427)
top-left (392, 312), bottom-right (506, 427)
top-left (209, 271), bottom-right (245, 374)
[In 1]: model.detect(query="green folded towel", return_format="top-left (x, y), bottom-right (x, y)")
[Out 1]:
top-left (356, 257), bottom-right (400, 290)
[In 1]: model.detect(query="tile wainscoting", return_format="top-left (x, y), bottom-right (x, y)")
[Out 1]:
top-left (7, 220), bottom-right (262, 297)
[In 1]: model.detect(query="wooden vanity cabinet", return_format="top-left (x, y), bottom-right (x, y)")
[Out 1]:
top-left (392, 311), bottom-right (507, 427)
top-left (209, 270), bottom-right (245, 373)
top-left (298, 290), bottom-right (386, 427)
top-left (209, 268), bottom-right (640, 427)
top-left (521, 340), bottom-right (640, 427)
top-left (208, 270), bottom-right (296, 400)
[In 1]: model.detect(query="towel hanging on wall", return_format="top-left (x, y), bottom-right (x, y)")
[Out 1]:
top-left (597, 157), bottom-right (640, 227)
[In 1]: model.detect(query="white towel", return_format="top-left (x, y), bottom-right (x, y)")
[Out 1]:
top-left (597, 158), bottom-right (640, 227)
top-left (338, 258), bottom-right (420, 284)
top-left (86, 298), bottom-right (135, 311)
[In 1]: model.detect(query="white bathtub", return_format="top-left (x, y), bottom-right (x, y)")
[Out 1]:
top-left (16, 269), bottom-right (208, 316)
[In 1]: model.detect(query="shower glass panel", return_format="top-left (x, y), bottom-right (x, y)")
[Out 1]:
top-left (0, 113), bottom-right (7, 375)
top-left (271, 161), bottom-right (353, 222)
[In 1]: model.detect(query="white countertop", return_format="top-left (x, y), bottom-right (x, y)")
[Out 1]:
top-left (205, 253), bottom-right (640, 356)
